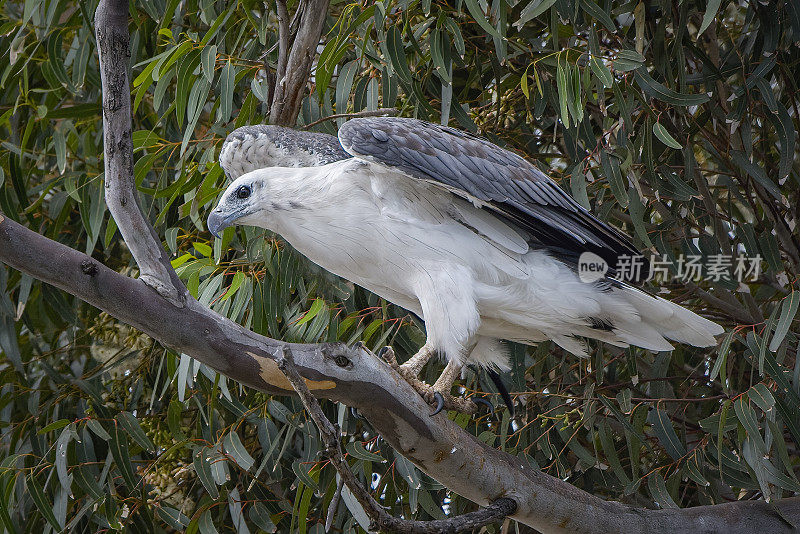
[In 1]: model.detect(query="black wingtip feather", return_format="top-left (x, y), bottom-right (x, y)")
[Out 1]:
top-left (487, 370), bottom-right (515, 415)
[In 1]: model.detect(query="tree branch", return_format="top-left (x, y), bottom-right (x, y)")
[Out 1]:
top-left (2, 214), bottom-right (800, 534)
top-left (94, 0), bottom-right (185, 306)
top-left (274, 0), bottom-right (289, 93)
top-left (269, 0), bottom-right (330, 126)
top-left (325, 476), bottom-right (344, 532)
top-left (302, 107), bottom-right (399, 130)
top-left (275, 346), bottom-right (517, 533)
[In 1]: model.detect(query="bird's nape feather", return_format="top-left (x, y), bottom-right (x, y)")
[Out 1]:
top-left (220, 124), bottom-right (349, 180)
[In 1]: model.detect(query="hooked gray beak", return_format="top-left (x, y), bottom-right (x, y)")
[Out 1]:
top-left (207, 210), bottom-right (233, 238)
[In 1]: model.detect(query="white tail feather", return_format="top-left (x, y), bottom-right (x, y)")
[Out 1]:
top-left (605, 286), bottom-right (723, 350)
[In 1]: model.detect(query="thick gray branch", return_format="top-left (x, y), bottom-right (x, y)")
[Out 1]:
top-left (2, 214), bottom-right (799, 534)
top-left (269, 0), bottom-right (330, 126)
top-left (94, 0), bottom-right (185, 306)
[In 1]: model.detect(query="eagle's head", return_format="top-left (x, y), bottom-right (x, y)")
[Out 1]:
top-left (207, 172), bottom-right (268, 237)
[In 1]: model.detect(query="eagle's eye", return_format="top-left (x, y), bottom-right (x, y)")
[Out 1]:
top-left (236, 185), bottom-right (251, 199)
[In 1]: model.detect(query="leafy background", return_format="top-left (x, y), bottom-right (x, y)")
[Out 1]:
top-left (0, 0), bottom-right (799, 532)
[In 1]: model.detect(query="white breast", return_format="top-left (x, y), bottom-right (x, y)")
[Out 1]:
top-left (259, 159), bottom-right (533, 312)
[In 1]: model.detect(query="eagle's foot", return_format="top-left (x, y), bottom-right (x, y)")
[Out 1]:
top-left (378, 347), bottom-right (484, 416)
top-left (428, 392), bottom-right (492, 415)
top-left (396, 364), bottom-right (422, 384)
top-left (425, 359), bottom-right (481, 415)
top-left (377, 346), bottom-right (398, 365)
top-left (422, 389), bottom-right (478, 416)
top-left (402, 344), bottom-right (435, 372)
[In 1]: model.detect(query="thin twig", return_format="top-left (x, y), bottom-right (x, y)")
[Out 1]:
top-left (274, 346), bottom-right (517, 534)
top-left (325, 476), bottom-right (344, 532)
top-left (629, 395), bottom-right (728, 403)
top-left (302, 108), bottom-right (399, 130)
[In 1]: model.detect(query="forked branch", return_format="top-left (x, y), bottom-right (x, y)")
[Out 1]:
top-left (94, 0), bottom-right (185, 306)
top-left (269, 0), bottom-right (330, 126)
top-left (274, 346), bottom-right (517, 533)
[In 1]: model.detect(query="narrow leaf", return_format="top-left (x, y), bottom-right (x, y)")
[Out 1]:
top-left (219, 59), bottom-right (235, 123)
top-left (590, 56), bottom-right (613, 88)
top-left (464, 0), bottom-right (502, 38)
top-left (223, 431), bottom-right (255, 471)
top-left (346, 441), bottom-right (386, 463)
top-left (157, 506), bottom-right (191, 530)
top-left (580, 0), bottom-right (616, 32)
top-left (650, 408), bottom-right (686, 460)
top-left (86, 419), bottom-right (111, 441)
top-left (731, 150), bottom-right (783, 200)
top-left (601, 151), bottom-right (629, 207)
top-left (734, 397), bottom-right (768, 454)
top-left (221, 271), bottom-right (246, 302)
top-left (686, 454), bottom-right (710, 487)
top-left (38, 419), bottom-right (71, 434)
top-left (556, 61), bottom-right (570, 128)
top-left (634, 68), bottom-right (710, 106)
top-left (769, 291), bottom-right (799, 352)
top-left (292, 460), bottom-right (319, 491)
top-left (653, 122), bottom-right (682, 149)
top-left (698, 0), bottom-right (722, 35)
top-left (109, 424), bottom-right (138, 489)
top-left (747, 383), bottom-right (775, 413)
top-left (710, 330), bottom-right (734, 381)
top-left (54, 128), bottom-right (66, 174)
top-left (198, 510), bottom-right (219, 534)
top-left (648, 472), bottom-right (679, 508)
top-left (193, 448), bottom-right (219, 499)
top-left (386, 27), bottom-right (412, 85)
top-left (116, 412), bottom-right (156, 453)
top-left (55, 426), bottom-right (72, 492)
top-left (202, 44), bottom-right (217, 83)
top-left (296, 298), bottom-right (324, 326)
top-left (515, 0), bottom-right (557, 28)
top-left (27, 475), bottom-right (63, 530)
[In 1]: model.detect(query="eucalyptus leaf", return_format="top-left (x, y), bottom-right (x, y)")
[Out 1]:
top-left (653, 122), bottom-right (682, 149)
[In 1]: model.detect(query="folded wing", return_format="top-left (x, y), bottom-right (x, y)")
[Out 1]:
top-left (338, 117), bottom-right (647, 281)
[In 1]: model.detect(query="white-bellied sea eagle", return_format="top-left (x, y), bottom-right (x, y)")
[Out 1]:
top-left (207, 117), bottom-right (723, 415)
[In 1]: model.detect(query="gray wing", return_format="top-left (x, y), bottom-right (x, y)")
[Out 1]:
top-left (338, 117), bottom-right (646, 280)
top-left (220, 125), bottom-right (350, 180)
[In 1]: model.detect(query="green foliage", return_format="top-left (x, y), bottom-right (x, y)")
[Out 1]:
top-left (1, 0), bottom-right (799, 532)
